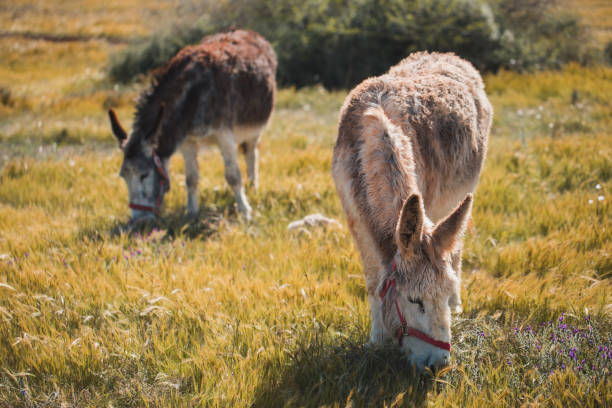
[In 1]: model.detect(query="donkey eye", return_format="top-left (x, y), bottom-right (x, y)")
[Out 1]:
top-left (408, 297), bottom-right (425, 313)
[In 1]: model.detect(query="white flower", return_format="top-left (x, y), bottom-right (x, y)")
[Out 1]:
top-left (597, 195), bottom-right (604, 202)
top-left (588, 199), bottom-right (593, 205)
top-left (595, 184), bottom-right (601, 190)
top-left (548, 123), bottom-right (554, 128)
top-left (539, 106), bottom-right (543, 111)
top-left (517, 109), bottom-right (523, 116)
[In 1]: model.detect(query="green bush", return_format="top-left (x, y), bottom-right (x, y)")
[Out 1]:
top-left (109, 0), bottom-right (598, 88)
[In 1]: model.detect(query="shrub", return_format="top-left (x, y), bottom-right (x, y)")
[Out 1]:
top-left (109, 0), bottom-right (598, 88)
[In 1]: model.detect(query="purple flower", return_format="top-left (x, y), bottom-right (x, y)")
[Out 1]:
top-left (559, 313), bottom-right (565, 322)
top-left (478, 330), bottom-right (485, 338)
top-left (507, 360), bottom-right (512, 366)
top-left (561, 363), bottom-right (566, 370)
top-left (569, 347), bottom-right (577, 359)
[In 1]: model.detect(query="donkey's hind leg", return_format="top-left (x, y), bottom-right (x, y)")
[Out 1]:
top-left (180, 139), bottom-right (199, 217)
top-left (217, 130), bottom-right (252, 220)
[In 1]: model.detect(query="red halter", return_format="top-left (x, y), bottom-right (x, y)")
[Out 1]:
top-left (379, 260), bottom-right (451, 352)
top-left (128, 151), bottom-right (169, 214)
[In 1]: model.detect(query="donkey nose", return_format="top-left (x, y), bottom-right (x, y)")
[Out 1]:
top-left (429, 353), bottom-right (450, 371)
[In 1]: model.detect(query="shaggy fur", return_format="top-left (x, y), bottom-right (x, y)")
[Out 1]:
top-left (332, 52), bottom-right (491, 368)
top-left (110, 29), bottom-right (277, 220)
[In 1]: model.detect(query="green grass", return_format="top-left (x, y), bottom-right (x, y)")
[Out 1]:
top-left (1, 2), bottom-right (611, 407)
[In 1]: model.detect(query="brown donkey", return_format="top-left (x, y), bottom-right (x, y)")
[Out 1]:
top-left (332, 52), bottom-right (492, 370)
top-left (109, 29), bottom-right (277, 222)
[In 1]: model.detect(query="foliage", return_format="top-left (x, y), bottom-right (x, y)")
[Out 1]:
top-left (108, 0), bottom-right (600, 88)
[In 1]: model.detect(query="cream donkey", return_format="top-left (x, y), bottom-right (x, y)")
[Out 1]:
top-left (109, 29), bottom-right (277, 223)
top-left (332, 52), bottom-right (492, 370)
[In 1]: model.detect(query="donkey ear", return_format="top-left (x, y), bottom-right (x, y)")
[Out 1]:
top-left (395, 194), bottom-right (424, 252)
top-left (432, 194), bottom-right (473, 254)
top-left (108, 109), bottom-right (127, 149)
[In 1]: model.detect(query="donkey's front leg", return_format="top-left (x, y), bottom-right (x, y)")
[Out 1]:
top-left (243, 135), bottom-right (261, 191)
top-left (366, 272), bottom-right (390, 345)
top-left (180, 140), bottom-right (199, 217)
top-left (217, 131), bottom-right (252, 220)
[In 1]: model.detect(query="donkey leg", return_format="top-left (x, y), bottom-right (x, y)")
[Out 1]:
top-left (180, 140), bottom-right (199, 217)
top-left (217, 131), bottom-right (252, 220)
top-left (243, 133), bottom-right (261, 191)
top-left (366, 272), bottom-right (388, 345)
top-left (449, 244), bottom-right (463, 313)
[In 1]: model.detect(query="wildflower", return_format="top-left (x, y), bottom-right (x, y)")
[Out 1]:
top-left (507, 360), bottom-right (512, 366)
top-left (478, 330), bottom-right (485, 338)
top-left (548, 122), bottom-right (553, 128)
top-left (598, 195), bottom-right (604, 201)
top-left (559, 313), bottom-right (565, 322)
top-left (569, 347), bottom-right (577, 359)
top-left (596, 184), bottom-right (601, 190)
top-left (561, 363), bottom-right (566, 370)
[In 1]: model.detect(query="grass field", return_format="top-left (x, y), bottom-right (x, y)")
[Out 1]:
top-left (1, 1), bottom-right (611, 407)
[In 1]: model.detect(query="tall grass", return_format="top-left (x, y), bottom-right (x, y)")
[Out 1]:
top-left (1, 67), bottom-right (611, 405)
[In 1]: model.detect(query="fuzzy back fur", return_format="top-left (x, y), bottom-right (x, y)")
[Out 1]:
top-left (332, 51), bottom-right (492, 272)
top-left (125, 29), bottom-right (277, 159)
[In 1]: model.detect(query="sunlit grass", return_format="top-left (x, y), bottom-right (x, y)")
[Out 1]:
top-left (0, 0), bottom-right (172, 39)
top-left (1, 71), bottom-right (611, 405)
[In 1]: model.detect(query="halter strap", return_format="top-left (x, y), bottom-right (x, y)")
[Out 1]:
top-left (379, 260), bottom-right (451, 352)
top-left (128, 150), bottom-right (169, 214)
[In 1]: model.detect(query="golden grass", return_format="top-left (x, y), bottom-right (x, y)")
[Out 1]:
top-left (1, 72), bottom-right (611, 406)
top-left (0, 0), bottom-right (172, 39)
top-left (563, 0), bottom-right (612, 44)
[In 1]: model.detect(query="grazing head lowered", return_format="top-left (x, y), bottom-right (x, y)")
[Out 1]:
top-left (107, 29), bottom-right (276, 223)
top-left (332, 52), bottom-right (491, 372)
top-left (109, 106), bottom-right (169, 223)
top-left (379, 193), bottom-right (472, 370)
